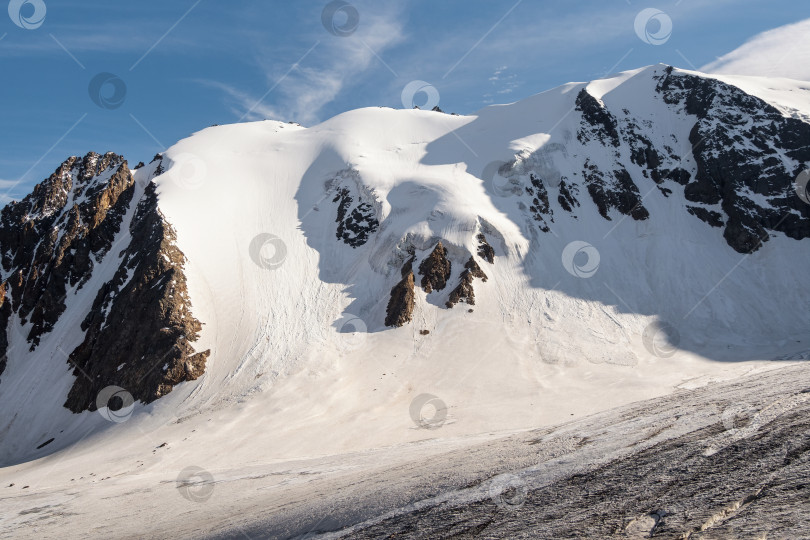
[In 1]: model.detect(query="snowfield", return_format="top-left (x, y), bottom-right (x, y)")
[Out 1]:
top-left (1, 65), bottom-right (809, 538)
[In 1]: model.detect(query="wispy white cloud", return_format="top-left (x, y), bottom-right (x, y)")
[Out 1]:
top-left (371, 0), bottom-right (746, 111)
top-left (488, 66), bottom-right (509, 81)
top-left (207, 4), bottom-right (405, 126)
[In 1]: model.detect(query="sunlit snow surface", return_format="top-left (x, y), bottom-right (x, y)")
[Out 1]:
top-left (1, 65), bottom-right (809, 539)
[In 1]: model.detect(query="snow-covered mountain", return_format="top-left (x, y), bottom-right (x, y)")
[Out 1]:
top-left (0, 63), bottom-right (809, 482)
top-left (702, 18), bottom-right (810, 81)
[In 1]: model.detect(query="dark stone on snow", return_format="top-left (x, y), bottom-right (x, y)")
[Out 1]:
top-left (476, 234), bottom-right (495, 264)
top-left (419, 242), bottom-right (452, 293)
top-left (687, 206), bottom-right (724, 228)
top-left (385, 263), bottom-right (415, 328)
top-left (333, 187), bottom-right (379, 248)
top-left (447, 257), bottom-right (488, 308)
top-left (575, 89), bottom-right (620, 147)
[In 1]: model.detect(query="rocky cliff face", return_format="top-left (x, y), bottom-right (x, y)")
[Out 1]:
top-left (385, 238), bottom-right (494, 326)
top-left (3, 66), bottom-right (809, 399)
top-left (385, 255), bottom-right (416, 328)
top-left (493, 66), bottom-right (810, 255)
top-left (655, 67), bottom-right (810, 252)
top-left (0, 153), bottom-right (134, 351)
top-left (64, 180), bottom-right (209, 412)
top-left (374, 67), bottom-right (810, 329)
top-left (330, 169), bottom-right (380, 248)
top-left (0, 153), bottom-right (208, 412)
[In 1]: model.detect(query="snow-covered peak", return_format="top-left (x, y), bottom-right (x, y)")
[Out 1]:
top-left (1, 64), bottom-right (809, 472)
top-left (702, 18), bottom-right (810, 82)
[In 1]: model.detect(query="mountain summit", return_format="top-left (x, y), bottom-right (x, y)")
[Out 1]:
top-left (1, 65), bottom-right (809, 471)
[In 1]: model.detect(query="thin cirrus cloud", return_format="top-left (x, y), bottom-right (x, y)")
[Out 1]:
top-left (0, 27), bottom-right (167, 56)
top-left (203, 7), bottom-right (405, 126)
top-left (201, 0), bottom-right (758, 125)
top-left (0, 179), bottom-right (23, 204)
top-left (701, 18), bottom-right (810, 81)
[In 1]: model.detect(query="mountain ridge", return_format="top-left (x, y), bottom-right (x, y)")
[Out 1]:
top-left (0, 64), bottom-right (808, 469)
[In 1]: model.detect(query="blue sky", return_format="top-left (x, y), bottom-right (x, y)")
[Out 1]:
top-left (1, 0), bottom-right (807, 201)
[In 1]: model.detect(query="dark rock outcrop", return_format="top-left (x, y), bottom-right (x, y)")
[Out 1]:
top-left (385, 257), bottom-right (416, 328)
top-left (575, 89), bottom-right (620, 147)
top-left (654, 66), bottom-right (810, 253)
top-left (0, 153), bottom-right (210, 413)
top-left (525, 174), bottom-right (554, 232)
top-left (583, 161), bottom-right (649, 221)
top-left (687, 206), bottom-right (724, 228)
top-left (64, 182), bottom-right (210, 412)
top-left (0, 152), bottom-right (134, 347)
top-left (0, 282), bottom-right (10, 383)
top-left (333, 183), bottom-right (379, 248)
top-left (476, 234), bottom-right (495, 264)
top-left (573, 90), bottom-right (651, 222)
top-left (447, 257), bottom-right (488, 308)
top-left (419, 242), bottom-right (452, 293)
top-left (557, 179), bottom-right (580, 213)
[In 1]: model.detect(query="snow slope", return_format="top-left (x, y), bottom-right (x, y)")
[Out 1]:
top-left (157, 63), bottom-right (810, 430)
top-left (0, 64), bottom-right (809, 538)
top-left (702, 18), bottom-right (810, 82)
